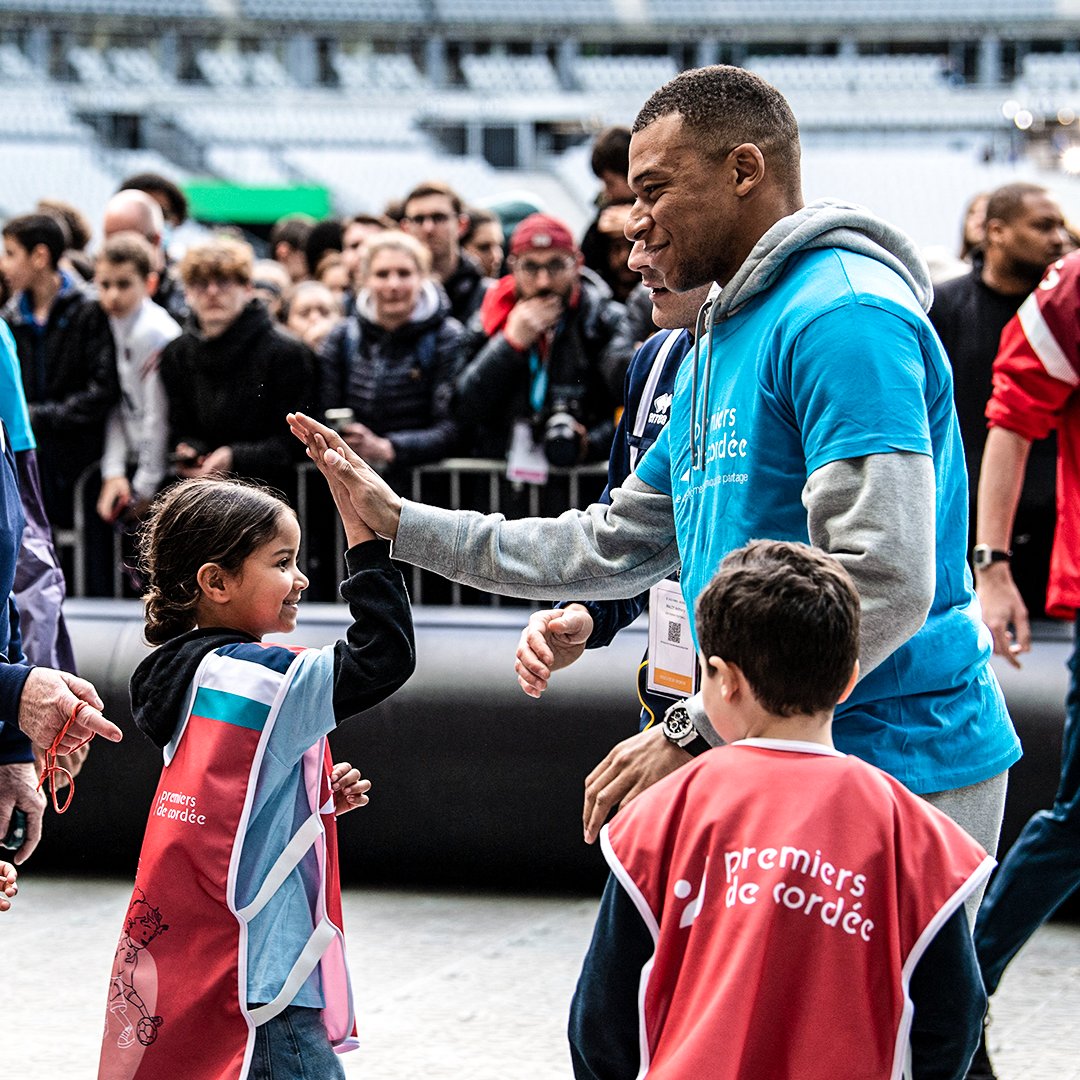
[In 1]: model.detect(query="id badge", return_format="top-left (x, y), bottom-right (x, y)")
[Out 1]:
top-left (506, 420), bottom-right (550, 486)
top-left (647, 578), bottom-right (699, 698)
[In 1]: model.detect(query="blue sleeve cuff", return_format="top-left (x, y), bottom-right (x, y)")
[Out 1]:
top-left (0, 662), bottom-right (34, 763)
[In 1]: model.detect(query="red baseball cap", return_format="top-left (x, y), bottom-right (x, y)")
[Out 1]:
top-left (509, 213), bottom-right (577, 256)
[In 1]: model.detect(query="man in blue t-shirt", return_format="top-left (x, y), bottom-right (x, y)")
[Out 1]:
top-left (288, 66), bottom-right (1019, 875)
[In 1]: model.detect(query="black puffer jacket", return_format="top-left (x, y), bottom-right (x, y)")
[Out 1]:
top-left (454, 274), bottom-right (631, 463)
top-left (318, 281), bottom-right (465, 473)
top-left (158, 300), bottom-right (315, 490)
top-left (2, 275), bottom-right (119, 526)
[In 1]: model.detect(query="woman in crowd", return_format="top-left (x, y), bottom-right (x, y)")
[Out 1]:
top-left (318, 230), bottom-right (464, 490)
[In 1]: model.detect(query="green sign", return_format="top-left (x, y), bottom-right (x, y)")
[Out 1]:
top-left (182, 182), bottom-right (331, 224)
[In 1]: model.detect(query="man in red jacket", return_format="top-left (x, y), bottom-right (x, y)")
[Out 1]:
top-left (968, 249), bottom-right (1080, 1078)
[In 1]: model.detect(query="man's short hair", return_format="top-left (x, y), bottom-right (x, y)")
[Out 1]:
top-left (119, 172), bottom-right (188, 225)
top-left (590, 126), bottom-right (632, 179)
top-left (96, 232), bottom-right (155, 280)
top-left (179, 237), bottom-right (254, 287)
top-left (633, 65), bottom-right (802, 195)
top-left (984, 182), bottom-right (1051, 227)
top-left (269, 215), bottom-right (314, 252)
top-left (345, 212), bottom-right (395, 232)
top-left (2, 213), bottom-right (66, 269)
top-left (695, 540), bottom-right (860, 718)
top-left (403, 180), bottom-right (464, 216)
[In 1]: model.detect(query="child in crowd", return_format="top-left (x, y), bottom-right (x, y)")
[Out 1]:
top-left (569, 540), bottom-right (993, 1080)
top-left (98, 464), bottom-right (415, 1079)
top-left (94, 232), bottom-right (181, 526)
top-left (0, 859), bottom-right (15, 911)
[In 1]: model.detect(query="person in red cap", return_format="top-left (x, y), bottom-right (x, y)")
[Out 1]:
top-left (454, 211), bottom-right (634, 482)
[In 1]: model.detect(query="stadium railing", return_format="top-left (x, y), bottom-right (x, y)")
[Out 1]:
top-left (57, 457), bottom-right (609, 603)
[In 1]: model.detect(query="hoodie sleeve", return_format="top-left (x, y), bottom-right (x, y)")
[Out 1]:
top-left (330, 539), bottom-right (415, 722)
top-left (392, 471), bottom-right (680, 600)
top-left (804, 452), bottom-right (935, 675)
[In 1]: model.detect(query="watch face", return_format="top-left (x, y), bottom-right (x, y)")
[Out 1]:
top-left (664, 707), bottom-right (693, 739)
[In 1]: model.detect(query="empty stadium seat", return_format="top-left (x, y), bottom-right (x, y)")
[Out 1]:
top-left (461, 54), bottom-right (562, 94)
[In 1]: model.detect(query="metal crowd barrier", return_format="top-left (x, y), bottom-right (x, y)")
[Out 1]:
top-left (55, 457), bottom-right (609, 601)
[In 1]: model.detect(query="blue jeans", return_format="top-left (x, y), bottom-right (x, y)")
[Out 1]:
top-left (974, 611), bottom-right (1080, 995)
top-left (249, 1005), bottom-right (345, 1080)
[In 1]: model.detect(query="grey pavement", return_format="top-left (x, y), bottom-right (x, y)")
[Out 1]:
top-left (4, 875), bottom-right (1079, 1079)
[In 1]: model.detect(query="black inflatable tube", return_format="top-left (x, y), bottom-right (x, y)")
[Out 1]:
top-left (31, 602), bottom-right (1075, 899)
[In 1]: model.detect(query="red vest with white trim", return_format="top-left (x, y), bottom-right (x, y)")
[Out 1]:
top-left (603, 742), bottom-right (993, 1080)
top-left (99, 643), bottom-right (356, 1080)
top-left (987, 251), bottom-right (1080, 616)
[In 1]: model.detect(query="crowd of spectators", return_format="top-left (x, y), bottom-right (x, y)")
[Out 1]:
top-left (0, 137), bottom-right (1075, 613)
top-left (0, 132), bottom-right (664, 599)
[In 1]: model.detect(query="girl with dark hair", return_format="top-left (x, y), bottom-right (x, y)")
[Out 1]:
top-left (98, 470), bottom-right (414, 1080)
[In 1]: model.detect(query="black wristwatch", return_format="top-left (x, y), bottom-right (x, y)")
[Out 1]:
top-left (972, 545), bottom-right (1012, 571)
top-left (661, 700), bottom-right (712, 756)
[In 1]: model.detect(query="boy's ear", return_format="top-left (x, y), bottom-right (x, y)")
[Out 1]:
top-left (837, 659), bottom-right (860, 704)
top-left (29, 242), bottom-right (53, 273)
top-left (196, 562), bottom-right (231, 605)
top-left (146, 269), bottom-right (160, 296)
top-left (706, 655), bottom-right (741, 701)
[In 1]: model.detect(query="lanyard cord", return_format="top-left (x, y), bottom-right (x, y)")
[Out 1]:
top-left (36, 701), bottom-right (93, 814)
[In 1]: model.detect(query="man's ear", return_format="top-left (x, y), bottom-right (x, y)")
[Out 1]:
top-left (729, 143), bottom-right (766, 196)
top-left (196, 562), bottom-right (231, 605)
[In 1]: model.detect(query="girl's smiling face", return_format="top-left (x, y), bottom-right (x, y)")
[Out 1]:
top-left (218, 512), bottom-right (308, 639)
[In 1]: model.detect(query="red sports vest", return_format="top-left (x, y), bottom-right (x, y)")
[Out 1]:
top-left (603, 741), bottom-right (993, 1080)
top-left (99, 645), bottom-right (356, 1080)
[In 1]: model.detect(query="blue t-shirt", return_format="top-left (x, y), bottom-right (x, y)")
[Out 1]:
top-left (635, 247), bottom-right (1019, 794)
top-left (0, 320), bottom-right (34, 453)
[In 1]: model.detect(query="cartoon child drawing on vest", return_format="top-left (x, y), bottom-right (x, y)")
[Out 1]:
top-left (108, 891), bottom-right (167, 1050)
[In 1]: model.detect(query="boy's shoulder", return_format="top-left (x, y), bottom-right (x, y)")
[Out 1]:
top-left (130, 297), bottom-right (182, 343)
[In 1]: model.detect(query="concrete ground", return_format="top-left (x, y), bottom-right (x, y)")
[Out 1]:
top-left (5, 876), bottom-right (1079, 1079)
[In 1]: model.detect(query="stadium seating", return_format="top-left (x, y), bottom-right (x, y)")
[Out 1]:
top-left (239, 0), bottom-right (427, 20)
top-left (169, 102), bottom-right (423, 146)
top-left (461, 54), bottom-right (562, 94)
top-left (107, 46), bottom-right (171, 86)
top-left (434, 0), bottom-right (615, 22)
top-left (0, 42), bottom-right (42, 83)
top-left (0, 0), bottom-right (209, 13)
top-left (0, 138), bottom-right (120, 218)
top-left (332, 51), bottom-right (428, 93)
top-left (572, 55), bottom-right (678, 94)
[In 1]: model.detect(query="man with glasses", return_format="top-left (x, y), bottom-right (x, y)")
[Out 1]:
top-left (455, 213), bottom-right (632, 474)
top-left (401, 181), bottom-right (489, 325)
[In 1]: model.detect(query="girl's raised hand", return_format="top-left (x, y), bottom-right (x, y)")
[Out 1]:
top-left (286, 412), bottom-right (403, 541)
top-left (330, 761), bottom-right (371, 816)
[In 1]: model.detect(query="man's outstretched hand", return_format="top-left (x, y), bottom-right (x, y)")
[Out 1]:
top-left (515, 605), bottom-right (594, 698)
top-left (287, 412), bottom-right (404, 540)
top-left (583, 726), bottom-right (691, 844)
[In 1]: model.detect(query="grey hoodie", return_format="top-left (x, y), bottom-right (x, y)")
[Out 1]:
top-left (394, 201), bottom-right (938, 714)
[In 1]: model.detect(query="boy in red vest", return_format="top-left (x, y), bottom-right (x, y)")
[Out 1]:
top-left (569, 540), bottom-right (993, 1080)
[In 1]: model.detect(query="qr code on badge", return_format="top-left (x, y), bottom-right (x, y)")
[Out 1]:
top-left (666, 621), bottom-right (682, 645)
